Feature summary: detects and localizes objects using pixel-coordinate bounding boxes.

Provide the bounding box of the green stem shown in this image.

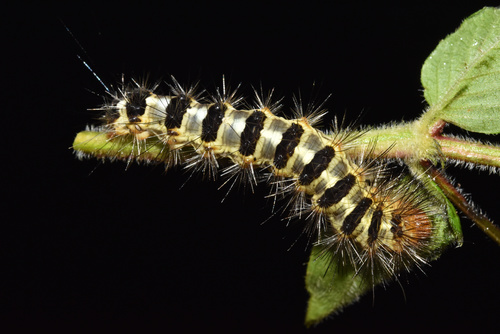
[349,120,500,170]
[76,121,500,170]
[73,131,169,162]
[347,123,418,159]
[434,134,500,169]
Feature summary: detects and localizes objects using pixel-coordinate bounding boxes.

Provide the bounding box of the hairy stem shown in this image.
[420,160,500,245]
[349,120,500,170]
[434,134,500,169]
[73,131,169,162]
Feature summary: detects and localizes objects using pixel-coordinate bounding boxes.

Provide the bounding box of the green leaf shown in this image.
[423,174,463,249]
[421,7,500,134]
[304,247,375,327]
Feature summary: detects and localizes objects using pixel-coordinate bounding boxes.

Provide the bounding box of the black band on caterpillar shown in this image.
[298,146,336,186]
[164,95,190,129]
[239,110,267,156]
[317,174,356,208]
[201,103,226,142]
[273,123,305,169]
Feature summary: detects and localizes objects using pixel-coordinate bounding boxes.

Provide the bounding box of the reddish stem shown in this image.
[420,159,500,245]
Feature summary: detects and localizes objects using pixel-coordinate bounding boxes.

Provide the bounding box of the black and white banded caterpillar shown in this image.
[71,7,500,325]
[73,78,458,289]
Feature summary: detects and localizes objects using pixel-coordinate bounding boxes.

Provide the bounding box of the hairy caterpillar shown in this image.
[74,77,457,291]
[70,8,500,326]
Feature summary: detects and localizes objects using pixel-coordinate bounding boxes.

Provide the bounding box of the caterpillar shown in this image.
[69,6,500,327]
[73,77,456,288]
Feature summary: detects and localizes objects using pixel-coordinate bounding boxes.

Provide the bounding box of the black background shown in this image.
[4,2,500,333]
